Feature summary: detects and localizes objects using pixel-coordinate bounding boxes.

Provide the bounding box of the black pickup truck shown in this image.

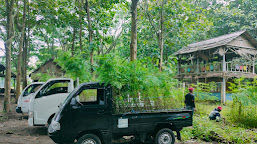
[48,82,192,144]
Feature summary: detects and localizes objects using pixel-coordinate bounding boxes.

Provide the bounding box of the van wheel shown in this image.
[77,134,101,144]
[155,128,175,144]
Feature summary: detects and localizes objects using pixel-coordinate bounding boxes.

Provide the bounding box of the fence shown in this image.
[179,61,254,74]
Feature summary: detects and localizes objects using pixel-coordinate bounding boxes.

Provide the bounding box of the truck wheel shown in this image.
[155,128,175,144]
[77,134,101,144]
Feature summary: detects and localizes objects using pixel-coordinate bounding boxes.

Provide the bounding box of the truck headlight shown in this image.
[51,120,60,131]
[29,111,33,118]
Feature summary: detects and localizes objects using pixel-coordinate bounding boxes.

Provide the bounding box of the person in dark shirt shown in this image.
[209,106,223,122]
[185,87,197,115]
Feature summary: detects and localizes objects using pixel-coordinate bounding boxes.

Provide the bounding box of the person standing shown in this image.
[185,87,197,115]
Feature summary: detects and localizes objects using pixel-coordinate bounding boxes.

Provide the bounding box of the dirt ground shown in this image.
[0,97,208,144]
[0,96,54,144]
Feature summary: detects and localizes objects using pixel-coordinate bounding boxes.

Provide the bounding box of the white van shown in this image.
[28,78,74,126]
[16,82,44,113]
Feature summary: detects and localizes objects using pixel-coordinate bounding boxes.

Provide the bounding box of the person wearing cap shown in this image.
[185,87,197,115]
[209,106,223,122]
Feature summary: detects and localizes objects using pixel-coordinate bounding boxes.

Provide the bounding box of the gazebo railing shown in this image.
[178,61,254,74]
[225,62,253,73]
[199,62,222,73]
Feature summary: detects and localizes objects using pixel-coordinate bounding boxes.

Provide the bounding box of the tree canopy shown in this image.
[1,0,257,111]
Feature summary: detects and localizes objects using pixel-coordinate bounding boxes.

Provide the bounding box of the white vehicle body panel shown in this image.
[17,82,44,113]
[33,93,69,124]
[28,78,74,126]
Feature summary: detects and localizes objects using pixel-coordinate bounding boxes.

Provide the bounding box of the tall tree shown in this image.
[85,0,94,74]
[158,0,164,71]
[4,0,15,112]
[15,0,27,102]
[130,0,139,61]
[78,0,83,51]
[206,0,257,37]
[71,26,76,56]
[22,2,30,89]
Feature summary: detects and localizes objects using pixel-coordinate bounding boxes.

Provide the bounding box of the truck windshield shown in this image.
[62,84,105,107]
[36,80,70,98]
[23,84,43,97]
[62,84,82,106]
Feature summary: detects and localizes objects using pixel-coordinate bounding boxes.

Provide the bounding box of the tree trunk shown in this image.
[79,0,83,51]
[130,0,139,61]
[51,33,55,58]
[71,26,76,56]
[158,34,163,72]
[15,0,27,102]
[4,0,14,112]
[22,34,28,89]
[85,0,94,74]
[158,2,163,72]
[22,2,30,89]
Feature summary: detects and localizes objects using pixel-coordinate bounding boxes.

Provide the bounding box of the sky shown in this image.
[0,39,4,57]
[0,39,37,67]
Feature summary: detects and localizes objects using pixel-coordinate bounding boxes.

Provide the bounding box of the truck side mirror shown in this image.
[70,98,77,106]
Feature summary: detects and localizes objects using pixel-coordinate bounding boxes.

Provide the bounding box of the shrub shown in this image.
[96,54,183,113]
[228,77,257,128]
[181,115,257,143]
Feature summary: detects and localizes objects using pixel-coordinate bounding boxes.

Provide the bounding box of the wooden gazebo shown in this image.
[174,30,257,103]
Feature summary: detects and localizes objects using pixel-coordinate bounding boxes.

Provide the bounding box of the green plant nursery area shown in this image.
[56,54,257,143]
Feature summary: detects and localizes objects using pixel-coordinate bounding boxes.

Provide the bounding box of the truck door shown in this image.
[70,86,110,135]
[20,83,43,113]
[34,80,73,125]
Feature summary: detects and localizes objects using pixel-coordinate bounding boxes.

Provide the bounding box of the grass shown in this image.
[227,102,257,128]
[180,103,257,143]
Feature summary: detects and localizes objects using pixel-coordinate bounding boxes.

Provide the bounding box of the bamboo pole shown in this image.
[222,54,226,104]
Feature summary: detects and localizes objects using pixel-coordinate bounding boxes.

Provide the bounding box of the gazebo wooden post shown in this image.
[196,57,199,96]
[177,57,181,75]
[222,53,226,104]
[253,60,255,74]
[177,61,179,75]
[197,57,199,74]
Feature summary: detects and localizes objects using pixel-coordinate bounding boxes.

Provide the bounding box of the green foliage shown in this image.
[191,82,219,101]
[227,77,257,128]
[197,0,257,37]
[181,103,257,143]
[55,51,92,83]
[116,0,213,62]
[32,72,57,82]
[181,115,257,143]
[96,54,183,113]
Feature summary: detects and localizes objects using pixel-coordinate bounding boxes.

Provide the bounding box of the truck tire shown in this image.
[77,134,101,144]
[155,128,175,144]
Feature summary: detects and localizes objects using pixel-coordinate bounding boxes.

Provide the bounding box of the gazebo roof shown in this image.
[174,30,257,55]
